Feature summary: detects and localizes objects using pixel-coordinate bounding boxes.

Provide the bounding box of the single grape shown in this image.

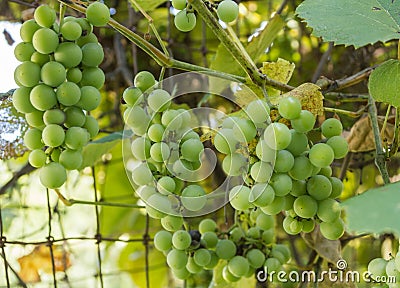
[153,230,172,252]
[264,122,292,150]
[274,150,295,172]
[26,110,45,128]
[321,118,343,138]
[131,137,151,160]
[264,257,282,273]
[30,51,50,66]
[290,110,315,133]
[260,196,285,215]
[247,227,261,239]
[293,195,318,218]
[302,219,315,233]
[32,28,59,54]
[395,252,400,272]
[42,124,65,147]
[282,216,297,235]
[20,19,41,42]
[326,136,349,159]
[64,106,86,128]
[66,68,82,83]
[171,267,190,280]
[229,185,252,211]
[368,258,388,279]
[308,143,334,168]
[39,162,67,188]
[262,229,274,243]
[14,42,35,62]
[24,128,43,150]
[199,219,217,234]
[64,127,89,150]
[289,218,303,234]
[385,259,400,278]
[289,155,313,180]
[317,198,341,223]
[172,230,192,250]
[76,33,98,47]
[246,249,265,269]
[34,5,56,28]
[319,218,345,240]
[131,163,153,186]
[256,213,274,230]
[148,89,171,112]
[181,184,207,211]
[83,116,99,139]
[157,176,176,195]
[60,21,82,41]
[329,177,343,198]
[59,149,83,170]
[41,61,66,87]
[29,149,47,168]
[228,255,249,277]
[217,0,239,23]
[214,128,238,154]
[222,265,240,282]
[307,175,332,200]
[167,249,188,270]
[122,87,143,107]
[161,215,183,231]
[286,129,309,156]
[29,84,57,111]
[161,110,182,131]
[290,179,307,197]
[12,87,35,113]
[201,231,219,249]
[216,239,237,260]
[134,71,156,92]
[250,161,273,182]
[249,183,275,207]
[172,0,186,10]
[86,2,111,27]
[56,81,81,106]
[246,99,270,123]
[81,42,104,67]
[174,9,197,32]
[75,18,93,34]
[278,96,302,120]
[76,86,101,111]
[269,173,292,196]
[14,61,41,88]
[194,248,212,267]
[146,194,171,218]
[319,166,332,177]
[232,118,257,142]
[150,142,170,162]
[54,42,83,68]
[186,256,202,274]
[147,124,165,142]
[181,138,204,162]
[205,251,219,270]
[223,153,248,176]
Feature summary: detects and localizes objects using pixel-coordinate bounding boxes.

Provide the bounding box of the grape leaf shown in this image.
[128,0,167,12]
[261,58,295,98]
[80,139,119,169]
[341,181,400,235]
[296,0,400,48]
[368,59,400,107]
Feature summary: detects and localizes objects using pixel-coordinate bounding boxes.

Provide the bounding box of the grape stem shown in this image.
[323,106,366,118]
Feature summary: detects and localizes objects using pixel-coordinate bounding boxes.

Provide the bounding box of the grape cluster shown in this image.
[217,96,349,240]
[154,215,290,282]
[12,3,109,188]
[367,252,400,287]
[171,0,239,32]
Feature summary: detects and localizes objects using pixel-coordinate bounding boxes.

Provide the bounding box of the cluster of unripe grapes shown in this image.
[218,96,348,240]
[172,0,239,32]
[154,215,290,283]
[13,2,110,189]
[367,251,400,287]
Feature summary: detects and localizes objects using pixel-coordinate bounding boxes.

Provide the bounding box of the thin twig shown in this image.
[312,42,333,83]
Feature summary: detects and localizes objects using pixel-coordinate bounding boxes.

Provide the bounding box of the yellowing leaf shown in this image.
[261,58,295,98]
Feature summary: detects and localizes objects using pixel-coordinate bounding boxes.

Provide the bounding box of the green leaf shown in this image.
[368,59,400,106]
[80,139,119,169]
[128,0,167,12]
[91,130,132,144]
[296,0,400,48]
[341,181,400,235]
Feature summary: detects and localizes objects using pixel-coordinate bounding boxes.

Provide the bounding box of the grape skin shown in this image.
[217,0,239,23]
[174,10,197,32]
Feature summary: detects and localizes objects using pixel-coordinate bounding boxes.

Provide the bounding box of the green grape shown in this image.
[221,117,239,129]
[30,51,49,66]
[290,110,315,133]
[289,218,303,234]
[75,18,93,34]
[214,128,238,154]
[260,196,285,215]
[302,219,315,233]
[147,124,165,142]
[56,82,81,106]
[228,256,249,277]
[172,0,186,10]
[50,148,61,162]
[385,259,400,278]
[34,5,56,28]
[262,229,274,243]
[217,0,239,23]
[81,67,105,89]
[181,138,204,162]
[394,252,400,272]
[201,232,218,249]
[172,267,190,280]
[293,195,318,218]
[282,216,297,235]
[41,61,66,87]
[161,110,182,131]
[54,42,83,68]
[278,96,302,120]
[167,249,188,270]
[65,127,89,150]
[307,175,332,200]
[246,99,270,124]
[254,139,275,164]
[328,177,343,198]
[290,179,306,197]
[172,230,191,250]
[246,249,265,269]
[317,198,340,223]
[204,251,219,270]
[181,184,207,211]
[12,87,35,114]
[232,118,257,142]
[174,10,197,32]
[256,213,274,230]
[194,248,211,267]
[308,143,334,168]
[60,21,82,41]
[134,71,156,92]
[83,116,98,139]
[29,149,47,168]
[76,33,98,47]
[270,173,292,196]
[283,194,295,211]
[122,87,143,107]
[148,89,171,112]
[229,185,252,211]
[20,19,40,42]
[136,185,156,201]
[286,129,309,156]
[157,176,176,195]
[216,239,237,260]
[86,2,111,27]
[76,86,101,111]
[274,150,295,173]
[14,61,41,88]
[186,256,202,273]
[272,244,291,263]
[321,118,343,138]
[32,28,59,54]
[153,230,172,252]
[59,149,83,170]
[64,106,86,128]
[39,162,67,188]
[199,219,217,233]
[223,153,247,176]
[161,215,183,231]
[289,155,313,180]
[229,227,244,243]
[250,161,273,182]
[30,84,56,111]
[24,128,43,150]
[66,68,82,83]
[81,43,104,67]
[42,124,65,147]
[150,142,170,162]
[368,258,388,279]
[146,193,172,218]
[14,42,35,62]
[319,166,332,177]
[326,136,349,159]
[249,183,275,207]
[131,163,153,186]
[222,265,240,283]
[131,137,151,160]
[124,107,151,136]
[247,227,261,239]
[319,218,345,240]
[264,257,281,272]
[26,110,44,128]
[264,122,292,150]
